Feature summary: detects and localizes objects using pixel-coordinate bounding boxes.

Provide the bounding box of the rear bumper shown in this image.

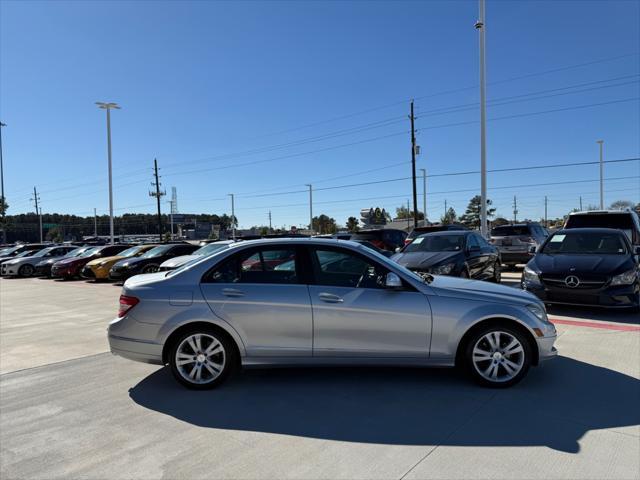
[499,251,532,265]
[108,333,164,365]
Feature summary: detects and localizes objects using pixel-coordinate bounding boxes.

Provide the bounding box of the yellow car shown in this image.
[81,244,157,280]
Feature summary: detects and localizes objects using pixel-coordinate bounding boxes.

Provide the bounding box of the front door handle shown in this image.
[318,292,344,303]
[222,288,245,297]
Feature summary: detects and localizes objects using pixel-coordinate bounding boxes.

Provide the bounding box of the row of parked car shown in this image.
[1,208,638,311]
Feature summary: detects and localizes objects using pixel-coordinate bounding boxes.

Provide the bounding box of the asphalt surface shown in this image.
[1,274,639,480]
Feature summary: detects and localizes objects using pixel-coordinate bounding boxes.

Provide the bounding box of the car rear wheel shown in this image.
[169,328,236,389]
[464,326,532,388]
[18,264,35,277]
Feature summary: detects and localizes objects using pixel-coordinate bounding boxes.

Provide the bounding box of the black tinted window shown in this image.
[566,214,633,229]
[205,248,297,284]
[491,226,532,236]
[311,248,387,289]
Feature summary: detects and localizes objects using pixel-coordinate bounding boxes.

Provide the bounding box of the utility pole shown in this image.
[268,210,272,233]
[597,140,604,209]
[95,102,120,245]
[148,159,165,243]
[0,122,6,244]
[420,168,427,225]
[407,199,410,228]
[31,187,42,242]
[513,195,518,223]
[166,201,174,240]
[579,196,583,211]
[476,0,488,237]
[228,194,236,240]
[544,196,548,228]
[444,199,448,221]
[409,101,418,229]
[305,184,313,233]
[94,208,97,237]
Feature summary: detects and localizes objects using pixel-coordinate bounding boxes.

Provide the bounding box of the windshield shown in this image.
[194,243,230,256]
[565,213,633,229]
[78,247,100,257]
[0,246,22,256]
[14,250,35,258]
[64,247,88,258]
[404,234,466,253]
[141,245,173,258]
[491,226,531,236]
[118,246,144,257]
[32,247,55,257]
[541,232,627,255]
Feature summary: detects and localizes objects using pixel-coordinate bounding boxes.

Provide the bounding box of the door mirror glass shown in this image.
[395,247,402,253]
[528,245,537,254]
[385,272,402,289]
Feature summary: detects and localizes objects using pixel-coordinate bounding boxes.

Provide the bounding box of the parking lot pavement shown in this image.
[0,277,119,374]
[1,277,639,480]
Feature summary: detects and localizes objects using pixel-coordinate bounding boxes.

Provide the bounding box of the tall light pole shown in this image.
[96,102,120,245]
[228,193,236,240]
[420,168,427,224]
[597,140,604,209]
[306,184,313,233]
[0,122,6,243]
[476,0,488,237]
[166,201,174,240]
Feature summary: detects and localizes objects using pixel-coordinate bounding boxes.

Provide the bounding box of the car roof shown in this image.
[416,230,472,237]
[568,209,635,215]
[226,237,368,250]
[553,227,627,235]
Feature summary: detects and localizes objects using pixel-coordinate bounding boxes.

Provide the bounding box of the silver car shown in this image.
[158,240,235,271]
[108,238,557,389]
[1,246,77,277]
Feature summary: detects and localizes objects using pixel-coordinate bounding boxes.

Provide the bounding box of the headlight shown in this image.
[432,263,455,275]
[526,303,548,322]
[523,265,541,286]
[610,269,638,286]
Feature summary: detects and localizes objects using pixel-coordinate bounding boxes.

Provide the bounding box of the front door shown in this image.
[200,246,312,357]
[307,246,431,357]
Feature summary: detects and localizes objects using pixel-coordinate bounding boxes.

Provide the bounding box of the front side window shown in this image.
[311,248,387,289]
[205,248,298,284]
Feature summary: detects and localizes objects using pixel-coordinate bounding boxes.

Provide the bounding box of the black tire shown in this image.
[18,264,35,277]
[142,264,159,274]
[169,326,237,390]
[464,324,532,388]
[460,268,469,279]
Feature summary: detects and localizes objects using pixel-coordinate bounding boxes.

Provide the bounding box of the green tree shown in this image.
[0,196,8,216]
[346,216,359,232]
[492,217,510,227]
[46,226,64,243]
[609,199,634,210]
[395,205,424,220]
[259,226,269,236]
[312,214,337,234]
[440,207,457,225]
[459,195,496,229]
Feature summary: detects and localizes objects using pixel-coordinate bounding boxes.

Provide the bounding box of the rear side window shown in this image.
[204,248,298,284]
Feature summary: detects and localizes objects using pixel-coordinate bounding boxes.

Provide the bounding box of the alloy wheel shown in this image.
[175,333,226,385]
[19,264,35,277]
[472,331,525,383]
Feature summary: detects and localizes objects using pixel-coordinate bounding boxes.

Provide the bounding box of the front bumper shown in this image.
[524,280,639,309]
[108,268,132,281]
[81,265,96,279]
[35,264,53,277]
[1,263,18,276]
[536,334,558,363]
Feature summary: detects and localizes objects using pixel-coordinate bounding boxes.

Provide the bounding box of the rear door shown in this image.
[200,246,312,357]
[307,246,431,357]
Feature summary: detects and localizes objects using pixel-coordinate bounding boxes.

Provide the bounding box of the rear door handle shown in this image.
[222,288,245,297]
[318,292,344,303]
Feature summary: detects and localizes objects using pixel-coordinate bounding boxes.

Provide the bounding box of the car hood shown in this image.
[86,255,125,267]
[116,257,154,269]
[160,255,197,268]
[3,255,36,265]
[392,251,461,269]
[55,257,86,265]
[429,275,539,307]
[531,254,632,275]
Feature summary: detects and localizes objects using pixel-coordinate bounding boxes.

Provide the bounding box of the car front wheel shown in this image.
[464,326,532,388]
[169,328,236,389]
[18,264,35,277]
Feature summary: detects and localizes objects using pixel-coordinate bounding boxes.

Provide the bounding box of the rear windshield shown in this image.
[565,213,633,229]
[350,232,382,241]
[491,226,531,236]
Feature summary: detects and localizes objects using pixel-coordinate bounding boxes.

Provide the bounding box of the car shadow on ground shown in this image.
[129,356,639,453]
[547,304,640,324]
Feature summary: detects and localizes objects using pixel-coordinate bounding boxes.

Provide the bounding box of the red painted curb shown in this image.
[550,317,640,332]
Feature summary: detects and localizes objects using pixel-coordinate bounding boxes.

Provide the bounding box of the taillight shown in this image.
[118,295,139,318]
[404,239,412,245]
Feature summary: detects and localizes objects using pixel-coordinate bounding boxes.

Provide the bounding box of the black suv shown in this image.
[490,223,549,268]
[564,209,640,248]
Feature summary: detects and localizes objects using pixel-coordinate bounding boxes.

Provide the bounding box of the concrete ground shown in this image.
[1,274,639,480]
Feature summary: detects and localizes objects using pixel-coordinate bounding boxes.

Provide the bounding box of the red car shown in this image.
[51,244,130,279]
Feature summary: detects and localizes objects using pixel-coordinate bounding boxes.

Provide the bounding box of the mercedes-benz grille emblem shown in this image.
[564,275,580,288]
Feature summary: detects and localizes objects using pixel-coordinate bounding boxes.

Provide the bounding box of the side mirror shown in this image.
[528,245,537,254]
[395,247,402,253]
[634,246,640,255]
[385,272,403,289]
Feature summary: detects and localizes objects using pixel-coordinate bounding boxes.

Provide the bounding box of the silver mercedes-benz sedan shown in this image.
[108,238,557,389]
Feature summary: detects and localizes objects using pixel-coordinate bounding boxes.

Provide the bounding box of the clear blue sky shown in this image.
[1,0,639,229]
